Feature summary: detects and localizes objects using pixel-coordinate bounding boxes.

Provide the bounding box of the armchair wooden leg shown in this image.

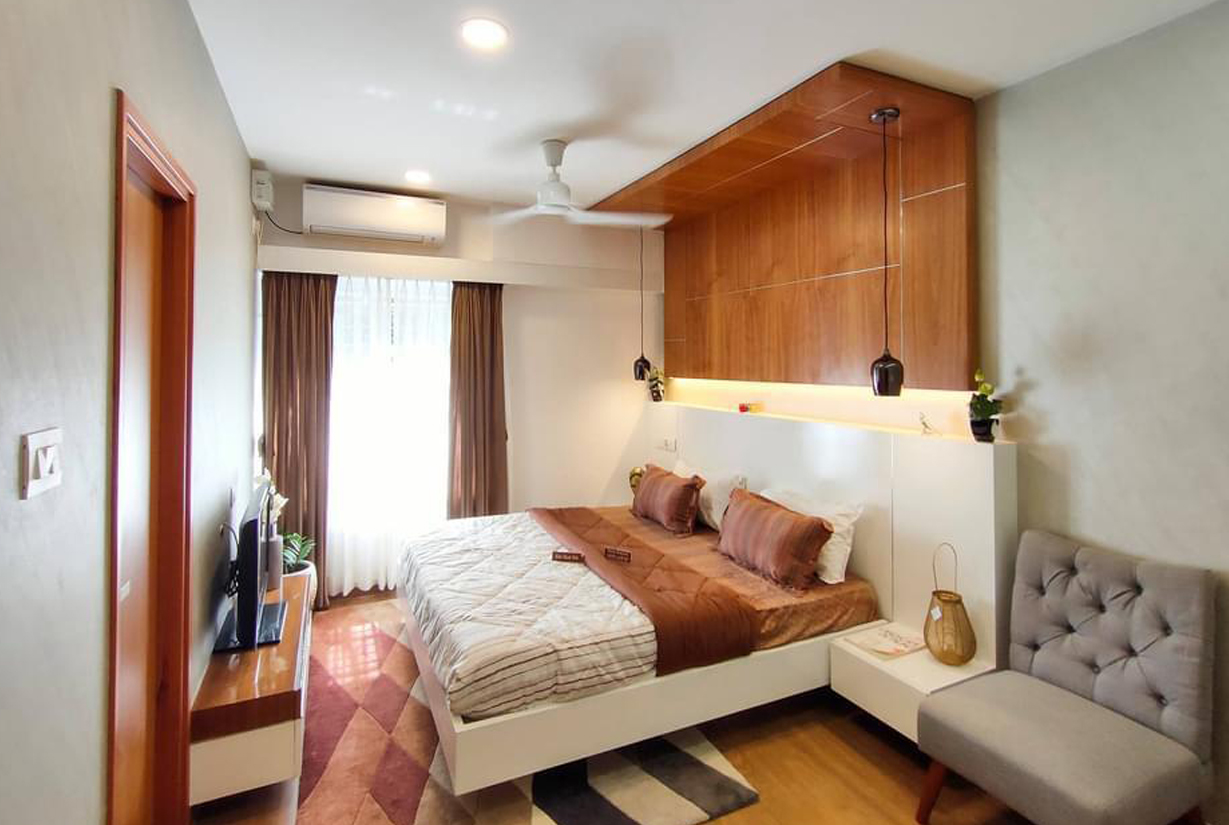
[1178,808,1203,825]
[916,760,948,824]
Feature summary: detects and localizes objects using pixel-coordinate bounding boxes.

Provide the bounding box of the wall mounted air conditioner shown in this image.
[301,183,446,245]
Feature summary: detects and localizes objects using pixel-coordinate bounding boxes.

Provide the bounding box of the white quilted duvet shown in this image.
[398,512,656,719]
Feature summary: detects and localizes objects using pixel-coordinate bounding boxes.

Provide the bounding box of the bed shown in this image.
[397,504,881,793]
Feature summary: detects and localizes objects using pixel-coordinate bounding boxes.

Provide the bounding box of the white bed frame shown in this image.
[403,405,1015,794]
[402,606,883,795]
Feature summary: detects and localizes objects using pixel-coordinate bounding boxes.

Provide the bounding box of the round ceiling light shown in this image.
[404,169,432,186]
[460,18,508,51]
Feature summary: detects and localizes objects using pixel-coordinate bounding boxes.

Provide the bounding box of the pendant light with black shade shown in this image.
[632,226,652,380]
[869,106,904,396]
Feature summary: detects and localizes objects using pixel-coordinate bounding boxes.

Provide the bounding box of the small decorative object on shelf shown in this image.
[648,367,665,402]
[267,532,284,590]
[629,465,645,493]
[924,542,977,665]
[737,402,761,414]
[968,368,1003,443]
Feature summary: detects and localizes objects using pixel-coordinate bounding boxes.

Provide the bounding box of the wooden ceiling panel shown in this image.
[593,61,971,223]
[742,109,850,150]
[657,138,785,191]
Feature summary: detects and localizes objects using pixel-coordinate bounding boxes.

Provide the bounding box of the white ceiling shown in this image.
[189,0,1213,207]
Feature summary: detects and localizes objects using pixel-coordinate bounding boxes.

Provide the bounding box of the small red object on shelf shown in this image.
[738,402,761,414]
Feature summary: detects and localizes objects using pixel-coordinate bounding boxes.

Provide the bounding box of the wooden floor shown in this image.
[701,691,1024,825]
[196,589,1025,824]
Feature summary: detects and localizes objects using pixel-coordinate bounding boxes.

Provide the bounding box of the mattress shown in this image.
[398,512,656,720]
[399,508,879,720]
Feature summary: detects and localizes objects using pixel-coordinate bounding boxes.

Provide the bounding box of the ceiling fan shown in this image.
[491,139,670,228]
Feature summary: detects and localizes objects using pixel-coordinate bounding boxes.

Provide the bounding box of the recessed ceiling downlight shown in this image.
[404,169,432,186]
[460,18,508,51]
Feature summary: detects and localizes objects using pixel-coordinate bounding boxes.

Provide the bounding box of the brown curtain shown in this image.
[262,271,337,610]
[448,282,509,518]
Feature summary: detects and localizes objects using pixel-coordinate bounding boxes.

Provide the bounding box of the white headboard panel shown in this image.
[646,403,1018,664]
[652,405,895,615]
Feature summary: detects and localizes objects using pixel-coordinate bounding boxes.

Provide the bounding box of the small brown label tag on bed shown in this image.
[551,550,585,564]
[603,547,633,563]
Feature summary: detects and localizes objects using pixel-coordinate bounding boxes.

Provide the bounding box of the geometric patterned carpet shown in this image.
[298,598,758,825]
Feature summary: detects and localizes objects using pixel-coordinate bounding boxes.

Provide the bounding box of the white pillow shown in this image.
[758,487,862,584]
[673,459,747,532]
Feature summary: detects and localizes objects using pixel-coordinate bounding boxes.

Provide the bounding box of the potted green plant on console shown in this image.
[283,532,316,578]
[968,369,1003,443]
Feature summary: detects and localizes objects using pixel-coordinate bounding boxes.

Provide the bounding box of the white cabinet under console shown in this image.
[190,572,314,807]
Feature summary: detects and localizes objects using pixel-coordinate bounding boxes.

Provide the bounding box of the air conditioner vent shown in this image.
[301,184,446,245]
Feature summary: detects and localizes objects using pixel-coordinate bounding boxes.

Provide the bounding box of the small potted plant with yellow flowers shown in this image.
[969,369,1003,443]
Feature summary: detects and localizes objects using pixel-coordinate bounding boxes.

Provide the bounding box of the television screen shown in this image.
[214,481,276,651]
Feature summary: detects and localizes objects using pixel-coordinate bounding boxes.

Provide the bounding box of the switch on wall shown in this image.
[20,427,63,500]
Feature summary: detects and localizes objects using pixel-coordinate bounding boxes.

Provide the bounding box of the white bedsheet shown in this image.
[398,512,656,719]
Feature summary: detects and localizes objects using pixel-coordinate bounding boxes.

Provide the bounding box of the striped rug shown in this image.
[299,598,759,825]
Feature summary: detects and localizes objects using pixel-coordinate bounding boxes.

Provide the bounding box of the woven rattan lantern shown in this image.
[924,543,977,666]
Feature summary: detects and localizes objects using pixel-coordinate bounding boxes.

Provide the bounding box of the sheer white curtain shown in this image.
[327,276,452,596]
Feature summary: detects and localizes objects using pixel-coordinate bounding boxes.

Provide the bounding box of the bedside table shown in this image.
[830,622,994,742]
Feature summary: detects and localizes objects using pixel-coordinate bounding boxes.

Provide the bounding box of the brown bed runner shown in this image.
[529,506,758,675]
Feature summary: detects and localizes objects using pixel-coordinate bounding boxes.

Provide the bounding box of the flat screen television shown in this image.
[214,481,287,652]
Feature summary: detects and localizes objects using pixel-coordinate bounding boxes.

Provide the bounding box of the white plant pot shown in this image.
[284,560,317,606]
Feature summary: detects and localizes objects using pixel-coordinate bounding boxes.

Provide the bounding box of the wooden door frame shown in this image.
[108,89,197,825]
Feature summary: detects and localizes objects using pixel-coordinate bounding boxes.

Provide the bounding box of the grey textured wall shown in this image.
[0,0,255,819]
[979,2,1229,820]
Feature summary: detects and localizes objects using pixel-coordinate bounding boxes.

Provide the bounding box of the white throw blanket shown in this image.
[399,513,656,719]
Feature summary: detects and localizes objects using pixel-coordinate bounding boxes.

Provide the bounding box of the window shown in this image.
[326,276,452,596]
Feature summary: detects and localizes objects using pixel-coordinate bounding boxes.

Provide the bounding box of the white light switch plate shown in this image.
[20,427,63,500]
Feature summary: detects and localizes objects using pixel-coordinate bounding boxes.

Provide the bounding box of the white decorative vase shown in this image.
[284,560,317,606]
[267,534,284,591]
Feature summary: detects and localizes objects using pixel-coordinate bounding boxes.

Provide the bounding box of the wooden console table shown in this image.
[190,572,314,807]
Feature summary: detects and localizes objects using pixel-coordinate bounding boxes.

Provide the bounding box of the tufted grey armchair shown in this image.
[915,530,1215,825]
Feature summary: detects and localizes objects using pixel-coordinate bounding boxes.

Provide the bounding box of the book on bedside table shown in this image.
[846,623,926,659]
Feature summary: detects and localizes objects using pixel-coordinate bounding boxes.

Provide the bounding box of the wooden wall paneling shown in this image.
[664,341,687,376]
[682,213,718,298]
[686,292,749,380]
[644,61,975,391]
[814,269,902,385]
[810,148,900,279]
[663,226,688,376]
[663,228,687,337]
[746,285,790,384]
[714,292,750,380]
[685,297,712,378]
[746,282,822,384]
[901,110,974,199]
[714,199,752,294]
[747,180,806,288]
[902,186,975,390]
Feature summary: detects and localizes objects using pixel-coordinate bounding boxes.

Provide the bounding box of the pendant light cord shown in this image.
[639,227,645,355]
[879,111,889,351]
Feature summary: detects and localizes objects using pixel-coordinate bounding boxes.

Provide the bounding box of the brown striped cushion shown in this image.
[631,464,706,535]
[718,489,832,589]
